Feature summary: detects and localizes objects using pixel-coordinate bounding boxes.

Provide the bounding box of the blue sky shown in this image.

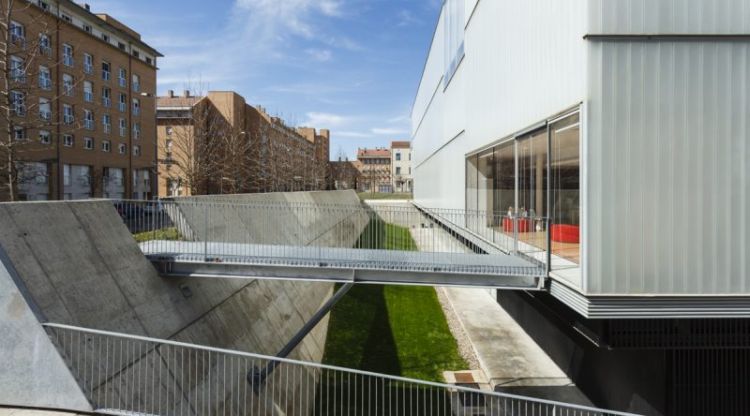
[88,0,441,160]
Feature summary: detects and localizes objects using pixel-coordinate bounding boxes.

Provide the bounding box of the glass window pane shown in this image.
[550,113,581,267]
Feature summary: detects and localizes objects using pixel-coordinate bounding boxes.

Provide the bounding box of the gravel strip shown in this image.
[435,286,481,370]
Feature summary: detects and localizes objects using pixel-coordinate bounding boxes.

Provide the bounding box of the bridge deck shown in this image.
[142,241,546,289]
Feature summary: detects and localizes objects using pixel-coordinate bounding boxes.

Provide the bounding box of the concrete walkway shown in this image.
[441,287,593,405]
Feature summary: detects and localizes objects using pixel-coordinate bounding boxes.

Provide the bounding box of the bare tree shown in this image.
[0,0,82,201]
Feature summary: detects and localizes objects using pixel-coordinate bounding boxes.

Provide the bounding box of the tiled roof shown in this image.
[391,141,411,149]
[357,148,391,158]
[156,96,203,108]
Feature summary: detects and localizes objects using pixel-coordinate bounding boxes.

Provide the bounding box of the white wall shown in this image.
[413,0,587,210]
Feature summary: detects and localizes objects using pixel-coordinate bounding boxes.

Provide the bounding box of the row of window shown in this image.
[10,63,142,115]
[10,20,145,88]
[13,128,142,156]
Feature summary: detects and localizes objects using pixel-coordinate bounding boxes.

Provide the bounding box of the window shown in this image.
[395,152,401,161]
[63,134,74,147]
[133,122,141,139]
[63,43,74,66]
[10,21,25,44]
[37,1,49,11]
[119,118,126,137]
[10,56,25,82]
[11,91,25,116]
[443,0,465,87]
[102,87,111,107]
[38,66,52,90]
[39,34,52,56]
[118,143,126,154]
[84,109,94,130]
[83,81,93,102]
[83,53,93,74]
[39,98,51,120]
[63,104,74,124]
[166,126,173,136]
[63,164,71,186]
[133,145,141,157]
[84,137,94,150]
[118,42,126,50]
[102,61,111,81]
[146,57,152,65]
[118,93,127,112]
[396,167,401,175]
[550,113,581,268]
[102,140,111,152]
[39,130,51,144]
[102,114,111,134]
[83,24,92,33]
[13,126,27,141]
[63,73,74,96]
[61,14,72,23]
[132,74,140,92]
[118,68,127,87]
[132,50,140,58]
[101,33,109,42]
[132,98,140,116]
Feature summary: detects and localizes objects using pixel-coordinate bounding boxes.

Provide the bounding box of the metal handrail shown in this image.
[43,323,641,416]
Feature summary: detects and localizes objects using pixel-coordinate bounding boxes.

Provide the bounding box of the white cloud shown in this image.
[304,112,351,127]
[371,127,409,136]
[336,131,372,138]
[397,10,422,27]
[306,48,333,62]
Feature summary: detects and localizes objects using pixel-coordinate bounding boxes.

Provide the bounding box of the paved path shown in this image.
[442,287,593,405]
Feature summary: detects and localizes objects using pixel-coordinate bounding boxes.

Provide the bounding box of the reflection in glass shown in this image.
[550,113,580,266]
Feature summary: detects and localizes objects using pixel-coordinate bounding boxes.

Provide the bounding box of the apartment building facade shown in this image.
[390,141,412,193]
[356,147,391,193]
[2,0,160,201]
[330,159,361,190]
[156,91,330,197]
[412,0,750,414]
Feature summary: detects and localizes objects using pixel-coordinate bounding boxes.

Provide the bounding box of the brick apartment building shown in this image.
[330,159,361,190]
[1,0,161,201]
[156,90,330,197]
[356,147,391,193]
[390,140,412,193]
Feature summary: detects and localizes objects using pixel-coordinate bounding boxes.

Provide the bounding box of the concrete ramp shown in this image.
[0,251,91,412]
[0,198,337,415]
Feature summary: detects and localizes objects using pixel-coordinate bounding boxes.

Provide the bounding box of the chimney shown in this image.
[183,90,190,98]
[167,90,175,98]
[83,3,91,11]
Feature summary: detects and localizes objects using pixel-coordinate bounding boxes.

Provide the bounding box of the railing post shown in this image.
[203,202,208,261]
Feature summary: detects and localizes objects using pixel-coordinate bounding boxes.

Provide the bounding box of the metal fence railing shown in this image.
[44,323,640,416]
[112,199,548,279]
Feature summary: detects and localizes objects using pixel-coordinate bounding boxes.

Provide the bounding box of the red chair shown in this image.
[551,224,580,243]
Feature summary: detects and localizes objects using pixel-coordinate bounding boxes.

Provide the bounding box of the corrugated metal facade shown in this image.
[412,0,750,297]
[585,3,750,294]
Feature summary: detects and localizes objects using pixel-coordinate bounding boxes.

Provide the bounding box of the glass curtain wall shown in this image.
[464,110,581,272]
[550,113,581,265]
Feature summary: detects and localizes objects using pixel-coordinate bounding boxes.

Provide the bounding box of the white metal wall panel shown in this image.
[587,0,750,34]
[586,40,750,295]
[413,0,588,210]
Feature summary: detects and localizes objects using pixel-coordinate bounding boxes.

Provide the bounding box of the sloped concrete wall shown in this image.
[0,252,91,412]
[166,190,369,248]
[0,193,360,415]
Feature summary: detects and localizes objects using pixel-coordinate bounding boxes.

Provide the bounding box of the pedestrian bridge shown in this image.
[125,197,549,290]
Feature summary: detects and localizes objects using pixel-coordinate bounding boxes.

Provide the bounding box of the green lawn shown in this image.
[133,227,181,243]
[357,192,413,201]
[323,220,467,382]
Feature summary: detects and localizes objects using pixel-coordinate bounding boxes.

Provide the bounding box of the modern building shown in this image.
[2,0,160,201]
[390,141,412,193]
[156,90,330,197]
[412,0,750,414]
[356,147,391,193]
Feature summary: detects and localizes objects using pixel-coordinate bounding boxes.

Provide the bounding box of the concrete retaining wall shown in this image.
[166,190,369,248]
[0,192,365,414]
